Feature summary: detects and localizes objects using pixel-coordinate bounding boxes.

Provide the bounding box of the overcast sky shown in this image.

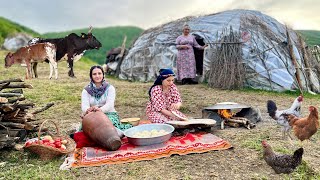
[0,0,319,33]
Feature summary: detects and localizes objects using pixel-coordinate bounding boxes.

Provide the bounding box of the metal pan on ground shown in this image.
[124,124,175,146]
[204,102,250,110]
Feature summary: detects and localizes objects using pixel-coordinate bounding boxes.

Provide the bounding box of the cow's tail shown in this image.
[102,64,108,74]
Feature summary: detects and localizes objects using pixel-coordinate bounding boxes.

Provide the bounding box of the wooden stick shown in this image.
[225,121,240,128]
[286,26,303,93]
[299,35,314,92]
[0,79,23,84]
[2,108,20,119]
[3,89,23,94]
[0,122,25,129]
[0,93,24,98]
[0,104,14,112]
[32,102,54,114]
[1,84,33,89]
[8,97,26,104]
[0,82,10,91]
[227,118,249,125]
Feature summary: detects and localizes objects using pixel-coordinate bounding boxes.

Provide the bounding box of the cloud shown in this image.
[0,0,319,33]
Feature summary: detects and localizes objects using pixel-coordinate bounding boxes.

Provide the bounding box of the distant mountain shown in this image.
[0,17,40,45]
[43,26,143,64]
[298,30,320,46]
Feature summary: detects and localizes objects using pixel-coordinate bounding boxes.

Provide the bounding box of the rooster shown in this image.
[287,106,319,142]
[262,140,303,174]
[267,95,303,139]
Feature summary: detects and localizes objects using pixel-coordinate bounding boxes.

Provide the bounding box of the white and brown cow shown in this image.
[4,43,58,79]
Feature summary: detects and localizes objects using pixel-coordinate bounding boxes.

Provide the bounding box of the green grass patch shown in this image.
[285,161,319,180]
[240,135,270,151]
[0,16,39,45]
[298,30,320,46]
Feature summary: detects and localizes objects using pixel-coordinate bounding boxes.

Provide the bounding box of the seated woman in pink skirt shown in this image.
[146,68,187,123]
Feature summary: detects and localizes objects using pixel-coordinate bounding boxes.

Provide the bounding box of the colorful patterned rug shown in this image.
[60,132,232,169]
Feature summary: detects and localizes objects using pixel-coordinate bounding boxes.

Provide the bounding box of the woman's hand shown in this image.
[170,102,182,110]
[202,44,208,49]
[179,45,189,49]
[85,106,101,115]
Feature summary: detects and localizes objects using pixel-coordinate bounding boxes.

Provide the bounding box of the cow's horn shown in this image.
[88,26,93,34]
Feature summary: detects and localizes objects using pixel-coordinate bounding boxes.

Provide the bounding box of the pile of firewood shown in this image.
[0,79,54,149]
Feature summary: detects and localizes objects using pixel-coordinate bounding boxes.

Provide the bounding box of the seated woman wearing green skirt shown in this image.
[81,65,132,131]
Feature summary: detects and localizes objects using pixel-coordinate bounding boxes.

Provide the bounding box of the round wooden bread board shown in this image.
[166,119,216,128]
[120,118,140,123]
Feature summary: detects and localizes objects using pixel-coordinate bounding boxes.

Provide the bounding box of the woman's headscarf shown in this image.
[85,65,109,100]
[148,68,175,97]
[182,23,190,31]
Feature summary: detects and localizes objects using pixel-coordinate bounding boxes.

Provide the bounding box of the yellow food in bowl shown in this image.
[132,129,168,138]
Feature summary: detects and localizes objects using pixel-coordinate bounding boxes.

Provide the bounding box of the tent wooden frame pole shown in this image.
[286,26,303,94]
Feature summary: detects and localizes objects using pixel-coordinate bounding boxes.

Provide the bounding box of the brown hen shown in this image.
[287,106,319,142]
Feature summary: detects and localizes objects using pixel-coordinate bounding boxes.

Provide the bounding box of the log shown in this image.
[3,89,23,94]
[32,102,54,114]
[1,84,33,89]
[2,108,20,119]
[227,117,249,125]
[0,122,25,129]
[0,79,23,84]
[225,121,240,128]
[0,93,24,98]
[15,103,35,110]
[0,82,10,91]
[0,104,14,112]
[8,97,26,103]
[0,97,8,103]
[2,117,27,124]
[0,129,27,139]
[286,27,303,93]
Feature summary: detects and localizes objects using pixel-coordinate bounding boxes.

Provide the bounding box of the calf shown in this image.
[4,43,58,79]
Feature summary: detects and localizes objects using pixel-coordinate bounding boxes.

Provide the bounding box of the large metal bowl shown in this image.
[124,124,175,146]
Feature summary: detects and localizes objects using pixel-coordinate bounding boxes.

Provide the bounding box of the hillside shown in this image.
[298,30,320,46]
[43,26,143,64]
[0,16,40,45]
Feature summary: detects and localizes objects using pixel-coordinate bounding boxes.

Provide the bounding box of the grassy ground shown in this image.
[0,50,320,179]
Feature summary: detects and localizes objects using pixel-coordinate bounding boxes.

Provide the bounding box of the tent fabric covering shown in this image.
[119,9,320,93]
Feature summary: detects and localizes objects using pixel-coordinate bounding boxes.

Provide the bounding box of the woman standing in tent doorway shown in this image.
[176,24,207,84]
[146,68,187,123]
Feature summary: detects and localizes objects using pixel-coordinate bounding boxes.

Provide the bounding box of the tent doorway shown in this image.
[193,34,205,76]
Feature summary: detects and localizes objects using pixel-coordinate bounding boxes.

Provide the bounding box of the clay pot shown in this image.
[82,111,121,151]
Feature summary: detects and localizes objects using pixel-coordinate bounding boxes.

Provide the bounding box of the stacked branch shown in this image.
[0,79,54,149]
[207,26,245,89]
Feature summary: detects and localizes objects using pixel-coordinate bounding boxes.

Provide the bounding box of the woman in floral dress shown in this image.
[146,68,187,123]
[176,24,207,84]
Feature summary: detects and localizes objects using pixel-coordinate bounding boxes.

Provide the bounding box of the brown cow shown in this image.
[4,43,58,79]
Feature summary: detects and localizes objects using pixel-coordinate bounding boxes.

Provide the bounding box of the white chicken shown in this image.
[267,95,303,139]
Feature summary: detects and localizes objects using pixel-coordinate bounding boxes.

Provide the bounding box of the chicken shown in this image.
[287,106,319,142]
[267,95,303,139]
[261,140,303,174]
